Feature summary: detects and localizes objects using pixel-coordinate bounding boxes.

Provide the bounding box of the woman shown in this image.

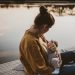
[19,6,59,75]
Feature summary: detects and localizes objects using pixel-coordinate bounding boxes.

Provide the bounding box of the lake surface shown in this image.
[0,6,75,63]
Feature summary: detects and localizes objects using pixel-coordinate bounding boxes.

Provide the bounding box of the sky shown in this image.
[0,6,75,57]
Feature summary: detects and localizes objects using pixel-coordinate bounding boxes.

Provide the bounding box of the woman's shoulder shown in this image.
[24,30,38,43]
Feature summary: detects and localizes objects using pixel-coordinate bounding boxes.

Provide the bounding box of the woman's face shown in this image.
[40,25,50,34]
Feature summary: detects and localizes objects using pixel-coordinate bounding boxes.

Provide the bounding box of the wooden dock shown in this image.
[0,59,58,75]
[0,59,75,75]
[0,60,25,75]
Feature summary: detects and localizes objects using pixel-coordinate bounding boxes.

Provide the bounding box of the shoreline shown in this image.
[0,55,19,64]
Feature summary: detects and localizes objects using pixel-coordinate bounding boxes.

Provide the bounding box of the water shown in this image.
[0,6,75,63]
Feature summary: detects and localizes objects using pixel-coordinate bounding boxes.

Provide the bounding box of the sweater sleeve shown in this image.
[25,39,52,75]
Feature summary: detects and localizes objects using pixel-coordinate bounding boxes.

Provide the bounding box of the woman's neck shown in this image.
[29,25,43,37]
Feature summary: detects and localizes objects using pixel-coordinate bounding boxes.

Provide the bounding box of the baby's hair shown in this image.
[54,41,58,47]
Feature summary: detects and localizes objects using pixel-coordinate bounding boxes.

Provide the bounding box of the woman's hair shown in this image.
[34,6,55,28]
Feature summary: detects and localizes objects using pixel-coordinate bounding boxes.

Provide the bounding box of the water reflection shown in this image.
[0,4,75,16]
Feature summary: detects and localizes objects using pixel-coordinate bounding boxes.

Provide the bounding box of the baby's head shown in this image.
[51,40,58,47]
[47,40,58,53]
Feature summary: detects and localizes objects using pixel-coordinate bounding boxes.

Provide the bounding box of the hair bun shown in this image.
[40,6,47,14]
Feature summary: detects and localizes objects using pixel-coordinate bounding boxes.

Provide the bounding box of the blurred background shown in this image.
[0,0,75,64]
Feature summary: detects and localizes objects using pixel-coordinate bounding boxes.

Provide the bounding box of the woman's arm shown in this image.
[26,39,53,75]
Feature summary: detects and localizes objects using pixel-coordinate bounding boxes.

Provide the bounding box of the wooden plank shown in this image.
[0,60,25,75]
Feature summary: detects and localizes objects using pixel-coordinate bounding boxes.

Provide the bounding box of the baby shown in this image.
[39,37,62,74]
[47,40,62,74]
[47,40,61,68]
